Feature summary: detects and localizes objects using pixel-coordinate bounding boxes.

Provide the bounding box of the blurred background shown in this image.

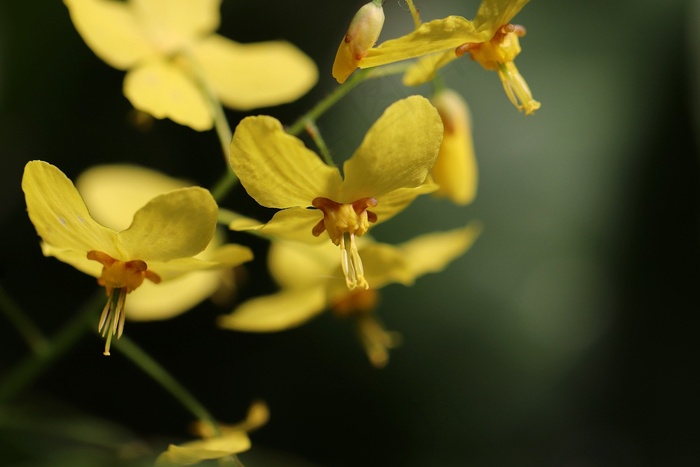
[1,0,698,466]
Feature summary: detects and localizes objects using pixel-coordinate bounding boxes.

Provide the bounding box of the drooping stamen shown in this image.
[88,251,161,355]
[311,197,378,289]
[496,62,541,115]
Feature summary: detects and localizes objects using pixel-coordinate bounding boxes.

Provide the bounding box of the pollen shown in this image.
[311,197,378,290]
[87,250,161,355]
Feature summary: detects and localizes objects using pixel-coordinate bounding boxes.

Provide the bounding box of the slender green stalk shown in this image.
[0,291,105,403]
[0,283,48,355]
[405,0,422,29]
[303,119,334,166]
[112,336,220,436]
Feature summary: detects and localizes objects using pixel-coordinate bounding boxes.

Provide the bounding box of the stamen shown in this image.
[496,62,541,115]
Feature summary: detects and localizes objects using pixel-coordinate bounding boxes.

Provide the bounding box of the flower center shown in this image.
[87,250,161,356]
[455,24,540,115]
[311,197,378,290]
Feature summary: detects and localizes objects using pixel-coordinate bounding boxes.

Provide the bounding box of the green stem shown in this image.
[0,291,104,403]
[303,119,334,166]
[405,0,422,29]
[0,283,49,354]
[112,335,220,437]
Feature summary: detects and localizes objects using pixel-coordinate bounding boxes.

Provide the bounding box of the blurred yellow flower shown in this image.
[22,161,252,355]
[430,89,478,205]
[218,224,481,367]
[228,96,442,290]
[76,164,250,321]
[156,400,269,466]
[360,0,540,115]
[64,0,318,130]
[332,1,385,84]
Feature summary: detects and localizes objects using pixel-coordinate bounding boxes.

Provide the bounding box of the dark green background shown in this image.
[1,1,698,465]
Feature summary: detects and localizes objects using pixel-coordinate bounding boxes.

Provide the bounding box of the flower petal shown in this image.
[360,16,482,69]
[117,187,217,261]
[77,164,191,231]
[230,116,342,208]
[217,286,327,332]
[147,244,253,280]
[22,161,120,259]
[155,432,251,466]
[341,96,442,201]
[430,89,478,205]
[473,0,530,32]
[132,0,220,50]
[402,50,459,87]
[231,208,326,244]
[193,35,318,110]
[63,0,156,69]
[400,222,482,278]
[371,181,438,226]
[268,240,338,289]
[124,60,213,130]
[125,270,222,321]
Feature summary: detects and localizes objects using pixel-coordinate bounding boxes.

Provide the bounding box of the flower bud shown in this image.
[332,1,385,84]
[430,89,478,205]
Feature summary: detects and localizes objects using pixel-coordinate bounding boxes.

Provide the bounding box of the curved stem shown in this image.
[0,291,105,403]
[112,336,220,437]
[0,283,48,354]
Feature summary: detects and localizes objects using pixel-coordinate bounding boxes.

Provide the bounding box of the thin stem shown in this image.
[0,283,48,355]
[0,290,105,403]
[405,0,422,29]
[304,119,334,166]
[286,63,411,137]
[112,335,220,436]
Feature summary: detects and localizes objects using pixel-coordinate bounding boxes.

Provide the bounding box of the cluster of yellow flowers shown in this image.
[20,0,538,464]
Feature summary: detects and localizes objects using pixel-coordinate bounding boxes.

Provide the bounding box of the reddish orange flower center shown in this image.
[87,250,161,356]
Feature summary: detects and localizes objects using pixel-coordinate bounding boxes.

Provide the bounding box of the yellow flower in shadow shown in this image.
[218,223,481,367]
[360,0,540,114]
[64,0,318,130]
[228,96,442,290]
[76,164,249,322]
[156,401,269,466]
[22,161,252,355]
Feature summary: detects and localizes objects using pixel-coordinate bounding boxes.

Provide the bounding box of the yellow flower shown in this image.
[64,0,318,130]
[360,0,540,115]
[22,161,252,355]
[430,89,478,205]
[76,164,250,321]
[229,96,442,290]
[218,224,482,367]
[332,1,385,84]
[156,400,269,466]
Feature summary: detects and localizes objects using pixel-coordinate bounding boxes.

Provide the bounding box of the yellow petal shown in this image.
[430,89,478,205]
[155,431,250,466]
[132,0,220,52]
[124,60,213,131]
[63,0,156,69]
[231,208,326,244]
[268,240,338,289]
[341,96,442,201]
[118,187,217,261]
[402,50,459,87]
[357,242,412,288]
[361,16,482,69]
[473,0,530,32]
[400,222,482,278]
[76,164,191,231]
[193,35,318,110]
[370,181,438,226]
[146,244,252,281]
[40,243,103,278]
[230,116,342,208]
[218,286,327,332]
[22,161,120,260]
[125,270,222,320]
